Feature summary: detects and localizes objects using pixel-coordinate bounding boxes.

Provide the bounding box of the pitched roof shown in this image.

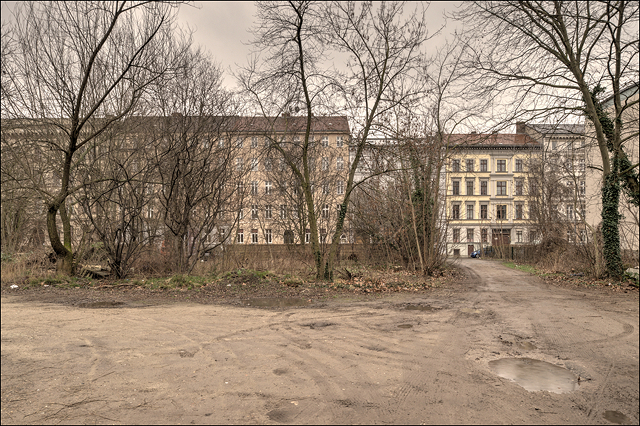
[447,133,540,148]
[528,123,585,135]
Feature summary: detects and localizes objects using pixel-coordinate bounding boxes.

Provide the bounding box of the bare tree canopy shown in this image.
[238,1,434,281]
[1,1,189,274]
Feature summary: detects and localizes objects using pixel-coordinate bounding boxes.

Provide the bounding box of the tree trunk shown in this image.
[47,204,74,275]
[601,170,623,280]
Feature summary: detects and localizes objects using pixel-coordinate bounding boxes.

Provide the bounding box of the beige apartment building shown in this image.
[220,115,352,246]
[445,132,541,256]
[520,122,588,243]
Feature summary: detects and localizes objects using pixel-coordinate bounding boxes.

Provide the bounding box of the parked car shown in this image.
[470,249,481,258]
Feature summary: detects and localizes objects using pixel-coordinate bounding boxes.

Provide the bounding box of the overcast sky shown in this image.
[176,2,461,89]
[1,1,461,89]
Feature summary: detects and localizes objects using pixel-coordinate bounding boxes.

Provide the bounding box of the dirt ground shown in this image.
[1,259,638,425]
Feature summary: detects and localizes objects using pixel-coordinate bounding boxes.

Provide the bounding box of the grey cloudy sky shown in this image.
[177,1,461,89]
[1,1,460,89]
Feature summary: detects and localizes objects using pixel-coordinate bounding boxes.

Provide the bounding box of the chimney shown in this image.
[516,121,526,134]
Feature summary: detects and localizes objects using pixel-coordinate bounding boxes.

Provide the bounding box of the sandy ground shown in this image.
[1,258,638,425]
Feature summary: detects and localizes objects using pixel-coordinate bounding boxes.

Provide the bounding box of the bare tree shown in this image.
[1,1,188,274]
[147,49,243,274]
[239,1,433,280]
[455,1,639,278]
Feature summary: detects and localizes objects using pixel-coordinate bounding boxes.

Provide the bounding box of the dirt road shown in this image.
[2,259,638,424]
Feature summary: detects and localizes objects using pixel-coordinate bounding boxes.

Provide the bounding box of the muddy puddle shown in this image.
[489,358,578,394]
[403,304,437,311]
[77,301,124,308]
[240,298,310,308]
[603,410,630,424]
[397,324,413,329]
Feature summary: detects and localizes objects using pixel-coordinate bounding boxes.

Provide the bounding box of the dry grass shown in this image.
[1,249,56,285]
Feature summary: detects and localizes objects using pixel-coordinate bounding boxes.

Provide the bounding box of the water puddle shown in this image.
[77,301,124,308]
[603,411,630,424]
[404,304,436,311]
[241,298,310,308]
[489,358,578,394]
[302,322,334,329]
[397,324,413,329]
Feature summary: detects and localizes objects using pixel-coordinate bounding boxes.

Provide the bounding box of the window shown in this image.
[218,138,225,148]
[515,159,523,172]
[580,230,586,243]
[481,181,488,195]
[251,205,258,219]
[251,158,258,172]
[579,158,585,172]
[322,183,329,194]
[530,181,538,195]
[264,158,272,171]
[236,137,243,148]
[480,204,488,219]
[236,157,243,171]
[251,181,258,195]
[480,159,488,172]
[497,160,506,172]
[453,249,460,256]
[552,140,557,150]
[237,229,244,244]
[467,180,474,195]
[452,181,460,195]
[265,229,272,244]
[466,159,474,172]
[516,231,522,243]
[453,228,460,243]
[515,180,523,196]
[322,204,329,218]
[452,159,460,172]
[496,205,507,220]
[515,204,523,220]
[579,181,586,195]
[280,205,286,219]
[481,228,488,243]
[566,205,574,220]
[337,136,344,147]
[322,136,328,147]
[340,233,348,243]
[265,205,273,219]
[251,229,259,244]
[336,156,344,170]
[467,229,474,242]
[467,204,474,220]
[497,181,507,196]
[265,181,272,195]
[337,180,345,195]
[322,157,329,171]
[279,158,286,171]
[452,204,460,219]
[238,209,243,220]
[251,137,258,148]
[529,230,537,243]
[305,229,310,243]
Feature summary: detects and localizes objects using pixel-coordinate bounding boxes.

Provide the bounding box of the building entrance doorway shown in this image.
[492,229,511,246]
[468,245,475,256]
